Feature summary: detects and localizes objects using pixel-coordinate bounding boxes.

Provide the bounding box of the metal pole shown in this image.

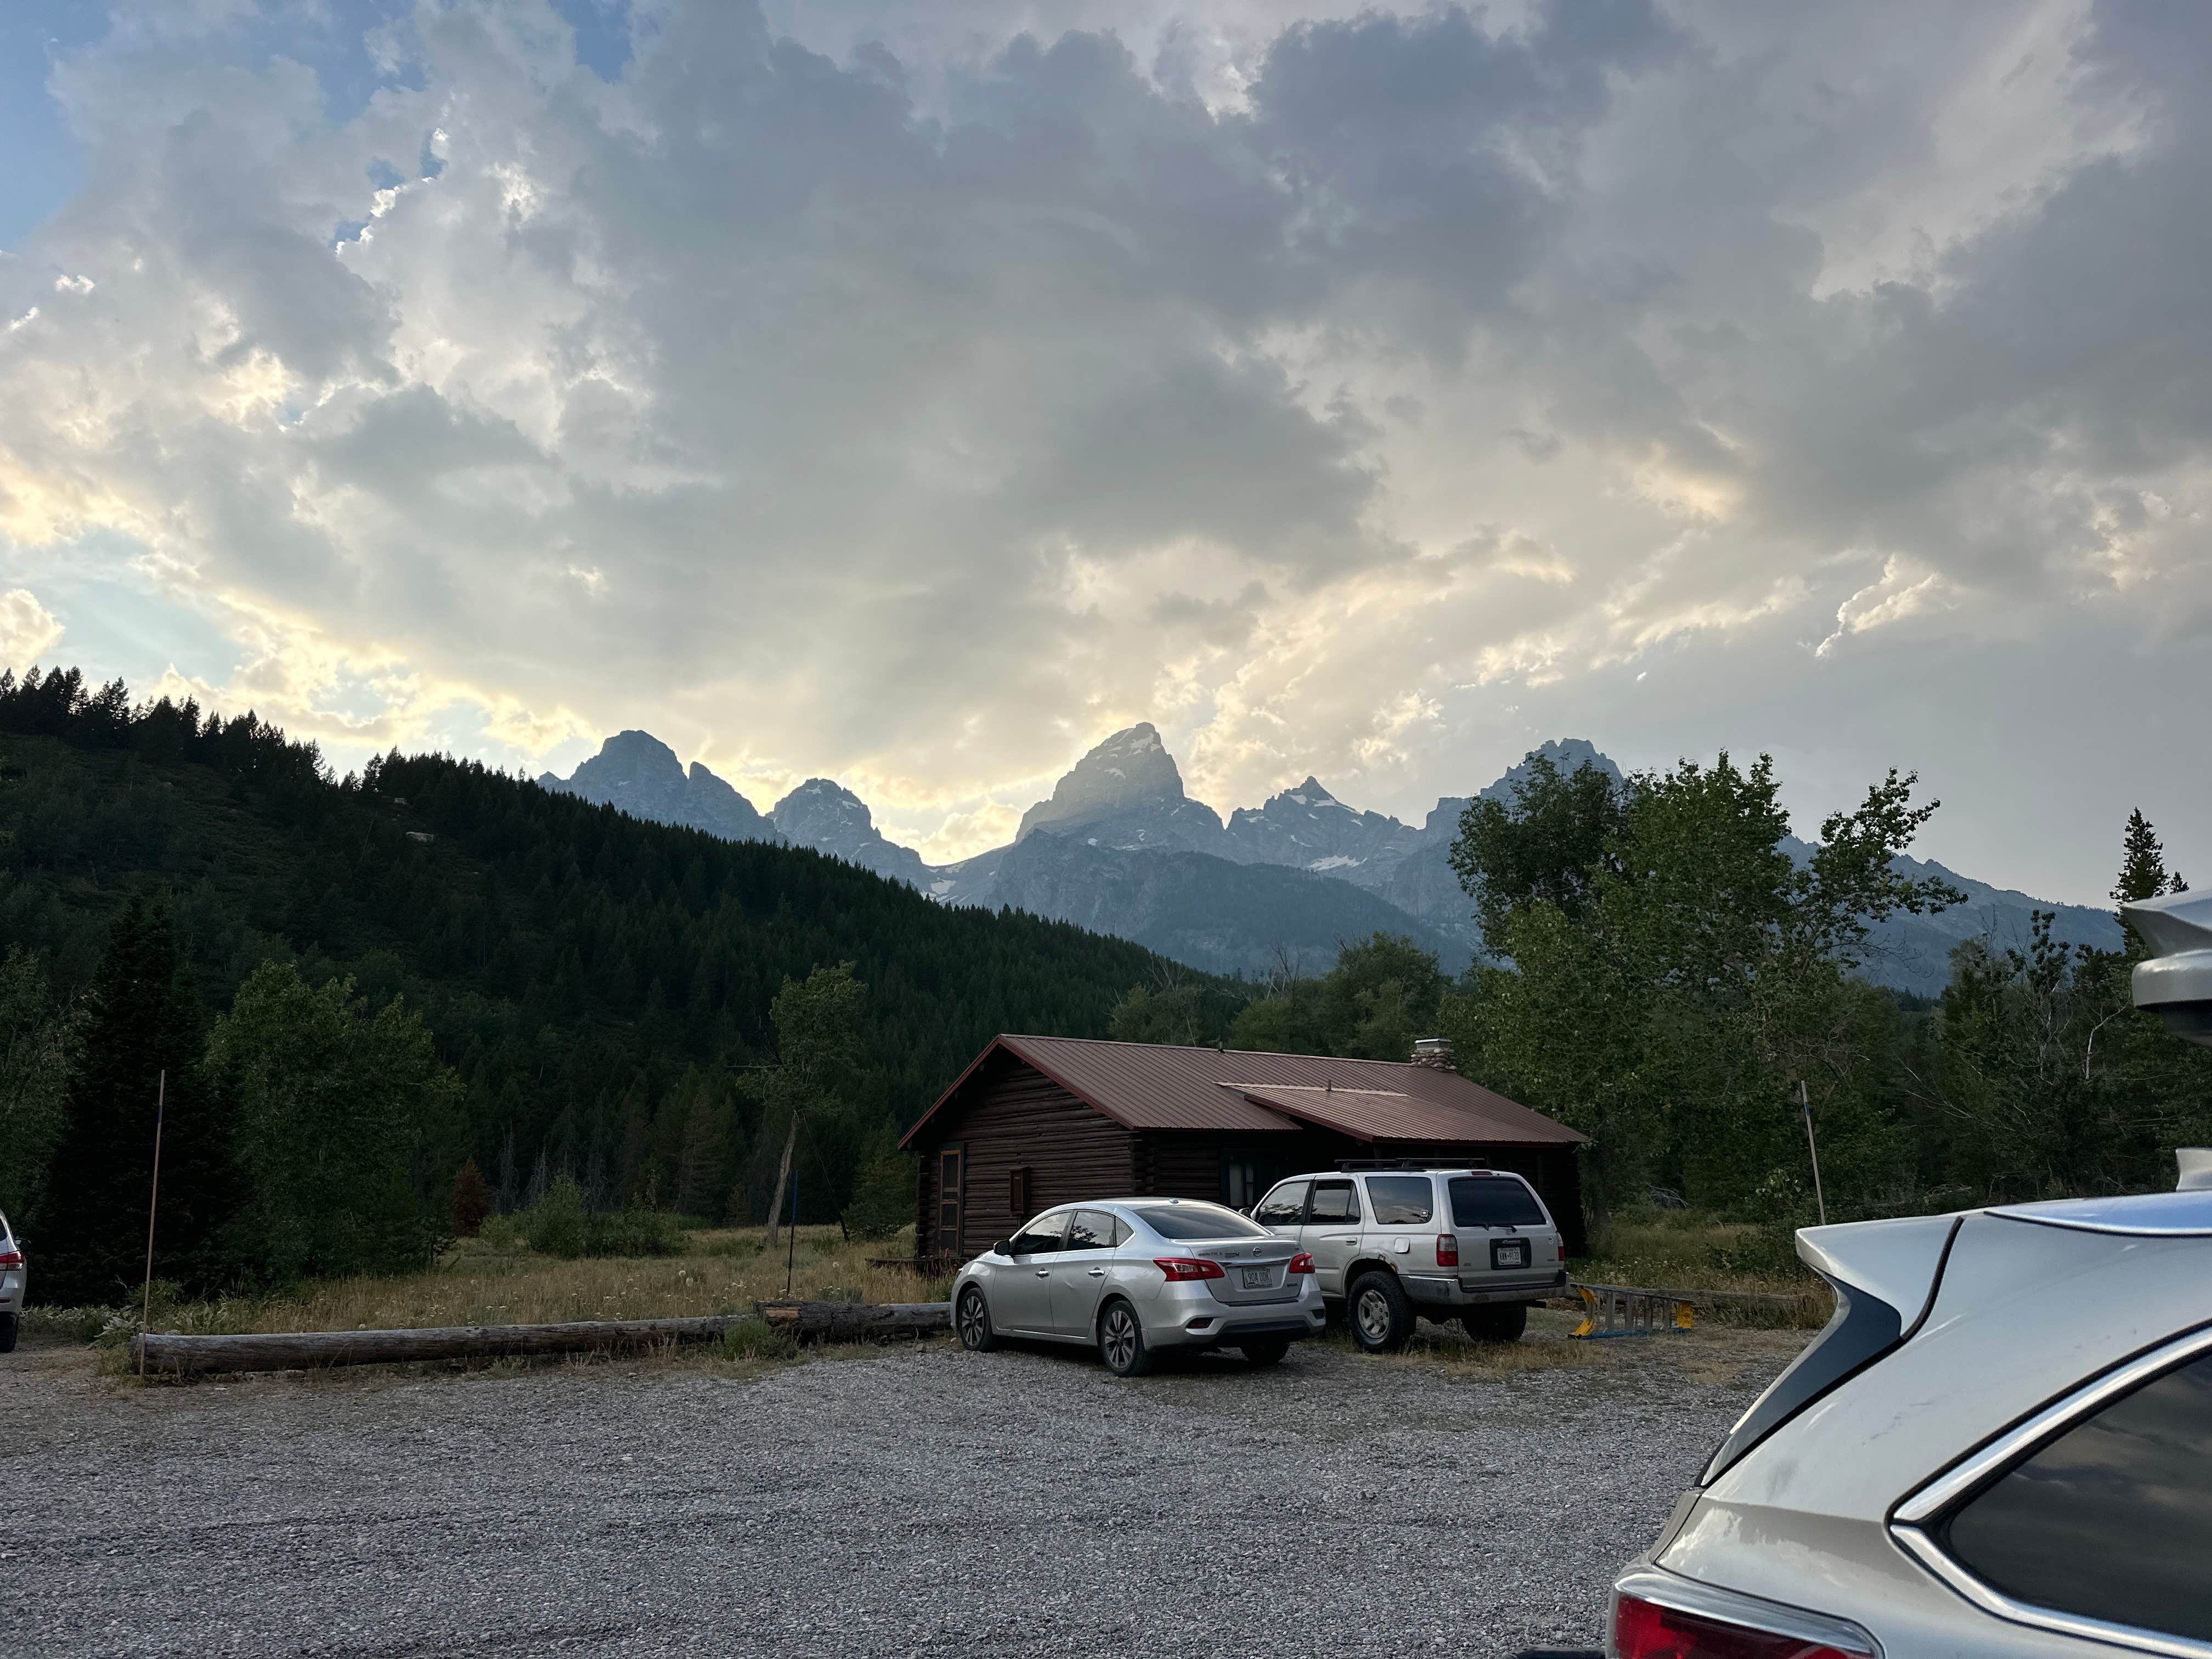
[784,1117,799,1300]
[139,1070,166,1378]
[1799,1079,1827,1227]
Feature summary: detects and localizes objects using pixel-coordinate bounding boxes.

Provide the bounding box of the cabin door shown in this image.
[936,1146,964,1259]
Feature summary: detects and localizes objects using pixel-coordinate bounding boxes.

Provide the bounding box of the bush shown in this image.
[476,1212,525,1250]
[587,1208,683,1257]
[843,1150,916,1242]
[524,1177,590,1258]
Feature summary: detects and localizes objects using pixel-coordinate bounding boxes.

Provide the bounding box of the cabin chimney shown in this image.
[1410,1036,1454,1071]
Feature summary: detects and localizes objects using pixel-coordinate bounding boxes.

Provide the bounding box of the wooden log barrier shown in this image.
[754,1300,950,1340]
[129,1300,953,1377]
[130,1314,753,1377]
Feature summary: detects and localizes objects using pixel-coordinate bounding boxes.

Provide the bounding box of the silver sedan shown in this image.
[951,1198,1326,1375]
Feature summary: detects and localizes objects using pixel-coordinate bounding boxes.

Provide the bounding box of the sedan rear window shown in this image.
[1366,1176,1434,1225]
[1132,1203,1273,1241]
[1449,1176,1547,1228]
[1943,1350,2212,1641]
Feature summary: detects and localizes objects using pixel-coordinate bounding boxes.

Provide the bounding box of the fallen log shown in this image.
[755,1300,950,1340]
[131,1314,753,1377]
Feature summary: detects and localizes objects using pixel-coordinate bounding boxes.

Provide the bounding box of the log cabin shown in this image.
[900,1034,1589,1260]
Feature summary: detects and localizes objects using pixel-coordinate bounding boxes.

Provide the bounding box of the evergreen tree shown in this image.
[0,947,71,1225]
[38,901,240,1304]
[450,1158,493,1237]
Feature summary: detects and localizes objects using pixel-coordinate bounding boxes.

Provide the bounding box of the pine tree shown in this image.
[37,901,240,1304]
[2113,807,2172,928]
[450,1158,494,1237]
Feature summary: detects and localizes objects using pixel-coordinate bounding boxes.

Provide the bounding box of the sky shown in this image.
[1,0,2207,905]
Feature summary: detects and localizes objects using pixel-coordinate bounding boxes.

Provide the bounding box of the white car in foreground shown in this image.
[1583,1183,2212,1659]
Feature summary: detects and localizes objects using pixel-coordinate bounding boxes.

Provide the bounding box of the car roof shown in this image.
[1274,1167,1519,1181]
[1989,1189,2212,1235]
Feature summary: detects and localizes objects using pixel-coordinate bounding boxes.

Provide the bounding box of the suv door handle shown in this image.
[1334,1235,1358,1244]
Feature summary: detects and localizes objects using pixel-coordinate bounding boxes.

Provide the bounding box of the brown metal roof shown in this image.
[901,1033,1587,1148]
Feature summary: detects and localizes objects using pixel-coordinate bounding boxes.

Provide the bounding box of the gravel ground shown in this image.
[1,1321,1799,1658]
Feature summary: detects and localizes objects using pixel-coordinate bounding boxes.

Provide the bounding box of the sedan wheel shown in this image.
[1097,1300,1154,1376]
[1347,1271,1413,1353]
[1240,1339,1289,1367]
[956,1286,997,1352]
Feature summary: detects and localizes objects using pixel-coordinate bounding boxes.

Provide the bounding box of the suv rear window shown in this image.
[1133,1203,1273,1241]
[1943,1350,2212,1641]
[1366,1176,1434,1225]
[1449,1176,1546,1228]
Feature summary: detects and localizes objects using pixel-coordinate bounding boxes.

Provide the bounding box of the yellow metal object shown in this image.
[1568,1282,1696,1339]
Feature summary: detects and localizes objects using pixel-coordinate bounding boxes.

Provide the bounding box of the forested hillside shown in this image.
[0,668,1188,1249]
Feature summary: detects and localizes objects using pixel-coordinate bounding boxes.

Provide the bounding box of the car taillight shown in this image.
[0,1250,21,1269]
[1435,1234,1459,1267]
[1612,1593,1867,1659]
[1286,1252,1314,1276]
[1153,1257,1226,1282]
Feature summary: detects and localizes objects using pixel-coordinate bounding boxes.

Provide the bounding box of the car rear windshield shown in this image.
[1448,1176,1547,1228]
[1133,1203,1273,1241]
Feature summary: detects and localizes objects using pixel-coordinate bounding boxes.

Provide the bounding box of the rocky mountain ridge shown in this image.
[537,725,2118,994]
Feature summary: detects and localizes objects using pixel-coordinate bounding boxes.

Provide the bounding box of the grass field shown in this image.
[1575,1208,1832,1327]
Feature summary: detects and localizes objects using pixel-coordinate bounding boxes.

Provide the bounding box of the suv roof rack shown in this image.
[1333,1158,1435,1172]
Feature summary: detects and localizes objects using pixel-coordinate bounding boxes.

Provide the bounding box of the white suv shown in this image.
[0,1210,23,1353]
[1251,1165,1568,1351]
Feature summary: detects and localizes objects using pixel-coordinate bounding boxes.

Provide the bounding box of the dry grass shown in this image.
[1323,1306,1612,1377]
[1576,1211,1833,1328]
[97,1225,949,1342]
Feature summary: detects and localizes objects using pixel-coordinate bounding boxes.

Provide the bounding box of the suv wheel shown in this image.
[1097,1299,1154,1376]
[1347,1271,1413,1353]
[955,1286,997,1352]
[1462,1302,1528,1343]
[0,1313,16,1354]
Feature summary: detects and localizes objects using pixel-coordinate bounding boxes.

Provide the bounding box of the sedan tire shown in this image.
[1462,1302,1528,1343]
[1347,1271,1414,1353]
[955,1286,997,1353]
[1239,1339,1289,1367]
[1097,1299,1154,1377]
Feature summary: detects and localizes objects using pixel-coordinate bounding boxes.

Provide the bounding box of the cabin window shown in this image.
[936,1146,963,1255]
[1222,1155,1262,1211]
[1009,1165,1033,1219]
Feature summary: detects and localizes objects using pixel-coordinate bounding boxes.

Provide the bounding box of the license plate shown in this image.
[1491,1240,1530,1270]
[1240,1266,1273,1288]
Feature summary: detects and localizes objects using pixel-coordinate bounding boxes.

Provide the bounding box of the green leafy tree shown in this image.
[1450,749,1959,1222]
[37,901,240,1303]
[210,961,461,1283]
[753,963,867,1244]
[844,1129,917,1242]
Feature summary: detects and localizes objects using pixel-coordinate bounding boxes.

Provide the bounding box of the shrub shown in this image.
[843,1150,916,1242]
[587,1208,683,1257]
[524,1177,590,1258]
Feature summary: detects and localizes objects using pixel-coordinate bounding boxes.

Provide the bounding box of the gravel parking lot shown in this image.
[2,1319,1799,1657]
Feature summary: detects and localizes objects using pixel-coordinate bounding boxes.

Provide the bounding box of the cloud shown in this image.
[0,0,2207,884]
[0,590,63,670]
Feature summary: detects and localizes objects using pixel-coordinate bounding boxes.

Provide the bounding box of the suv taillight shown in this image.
[1613,1593,1866,1659]
[1153,1257,1226,1282]
[0,1249,21,1269]
[1435,1234,1459,1267]
[1286,1252,1314,1276]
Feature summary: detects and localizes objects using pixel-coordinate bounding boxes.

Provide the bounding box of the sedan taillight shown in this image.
[1613,1592,1868,1659]
[1435,1234,1459,1267]
[1286,1252,1314,1276]
[1153,1257,1225,1282]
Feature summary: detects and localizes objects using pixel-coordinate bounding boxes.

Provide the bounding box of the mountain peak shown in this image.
[1018,721,1189,841]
